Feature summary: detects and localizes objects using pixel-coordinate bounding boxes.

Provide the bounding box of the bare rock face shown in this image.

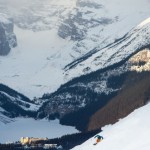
[0,14,17,56]
[58,0,113,41]
[0,23,10,55]
[129,49,150,72]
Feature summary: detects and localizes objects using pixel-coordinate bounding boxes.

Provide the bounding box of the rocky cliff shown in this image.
[0,14,17,56]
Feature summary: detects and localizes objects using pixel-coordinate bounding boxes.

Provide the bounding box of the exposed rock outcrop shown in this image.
[0,23,10,55]
[0,14,17,56]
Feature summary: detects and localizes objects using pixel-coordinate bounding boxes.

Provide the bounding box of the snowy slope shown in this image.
[72,103,150,150]
[0,0,75,98]
[0,0,150,98]
[0,26,72,98]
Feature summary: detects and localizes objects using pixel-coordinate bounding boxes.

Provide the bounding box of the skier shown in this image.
[93,135,103,145]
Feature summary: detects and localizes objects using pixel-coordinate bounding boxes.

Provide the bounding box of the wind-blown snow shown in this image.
[72,103,150,150]
[0,118,78,144]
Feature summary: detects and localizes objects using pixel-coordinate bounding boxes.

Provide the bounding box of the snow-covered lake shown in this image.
[0,118,78,143]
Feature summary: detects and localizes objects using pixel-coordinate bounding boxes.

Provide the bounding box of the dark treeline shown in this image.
[0,144,57,150]
[35,129,101,150]
[60,92,117,131]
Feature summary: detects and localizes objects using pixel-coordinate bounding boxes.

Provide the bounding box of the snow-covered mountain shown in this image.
[0,0,150,145]
[37,47,150,131]
[72,103,150,150]
[0,0,150,98]
[65,18,150,79]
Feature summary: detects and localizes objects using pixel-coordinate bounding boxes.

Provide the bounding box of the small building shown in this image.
[23,145,30,149]
[44,144,57,149]
[57,145,63,150]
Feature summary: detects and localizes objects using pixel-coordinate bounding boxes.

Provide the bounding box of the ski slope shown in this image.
[72,103,150,150]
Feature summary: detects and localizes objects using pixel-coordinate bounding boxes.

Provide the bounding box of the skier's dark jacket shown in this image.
[94,135,104,140]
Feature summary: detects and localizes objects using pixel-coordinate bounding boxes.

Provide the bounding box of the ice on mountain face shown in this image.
[72,103,150,150]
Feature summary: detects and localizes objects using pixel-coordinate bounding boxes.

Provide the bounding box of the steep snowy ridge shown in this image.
[65,17,150,80]
[72,103,150,150]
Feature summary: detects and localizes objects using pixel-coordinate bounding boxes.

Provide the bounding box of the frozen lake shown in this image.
[0,118,78,143]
